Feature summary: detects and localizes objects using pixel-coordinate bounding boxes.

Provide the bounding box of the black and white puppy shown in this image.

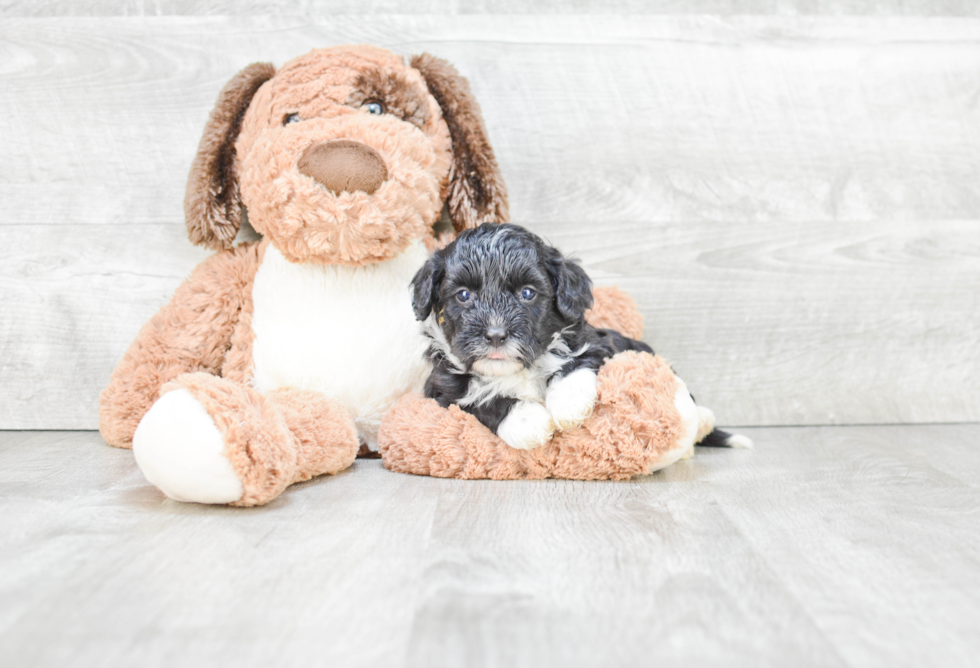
[410,223,655,450]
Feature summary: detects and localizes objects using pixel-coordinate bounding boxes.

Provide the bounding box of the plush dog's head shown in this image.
[411,223,594,376]
[184,45,508,265]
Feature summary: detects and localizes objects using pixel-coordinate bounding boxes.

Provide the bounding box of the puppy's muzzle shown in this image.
[297,140,388,195]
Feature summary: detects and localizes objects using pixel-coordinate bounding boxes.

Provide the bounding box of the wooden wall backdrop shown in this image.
[1,3,979,430]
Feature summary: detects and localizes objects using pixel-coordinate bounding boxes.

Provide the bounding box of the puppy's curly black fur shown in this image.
[410,223,651,443]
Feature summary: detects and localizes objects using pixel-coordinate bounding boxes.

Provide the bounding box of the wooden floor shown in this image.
[1,425,977,667]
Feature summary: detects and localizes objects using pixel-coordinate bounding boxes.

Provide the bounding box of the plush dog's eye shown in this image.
[520,287,536,301]
[456,289,473,303]
[362,100,385,115]
[283,113,301,125]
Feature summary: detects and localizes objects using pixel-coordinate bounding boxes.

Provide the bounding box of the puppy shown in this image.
[410,223,656,450]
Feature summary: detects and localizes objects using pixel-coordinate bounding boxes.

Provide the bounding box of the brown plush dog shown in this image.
[99,45,663,506]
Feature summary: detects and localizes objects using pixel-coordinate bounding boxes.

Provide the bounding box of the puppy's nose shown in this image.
[485,326,508,347]
[297,140,388,195]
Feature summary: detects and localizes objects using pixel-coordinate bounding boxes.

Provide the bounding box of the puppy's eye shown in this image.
[362,100,385,115]
[456,289,473,303]
[520,287,536,301]
[283,113,301,125]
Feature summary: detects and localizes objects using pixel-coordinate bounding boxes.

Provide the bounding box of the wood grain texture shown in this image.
[5,1,980,16]
[539,218,980,426]
[4,219,976,429]
[1,425,978,667]
[0,224,210,429]
[2,14,979,428]
[711,424,980,668]
[4,16,980,227]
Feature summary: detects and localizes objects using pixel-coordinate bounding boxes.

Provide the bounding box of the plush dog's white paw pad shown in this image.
[133,389,244,504]
[546,369,598,431]
[497,401,554,450]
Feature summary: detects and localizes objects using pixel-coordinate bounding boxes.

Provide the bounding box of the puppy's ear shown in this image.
[185,62,275,250]
[410,54,509,234]
[546,248,594,322]
[411,251,445,321]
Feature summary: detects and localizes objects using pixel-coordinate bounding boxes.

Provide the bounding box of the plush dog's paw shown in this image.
[497,401,555,450]
[133,389,244,504]
[546,368,598,431]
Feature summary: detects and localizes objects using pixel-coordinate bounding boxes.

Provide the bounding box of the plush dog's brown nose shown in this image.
[297,140,388,195]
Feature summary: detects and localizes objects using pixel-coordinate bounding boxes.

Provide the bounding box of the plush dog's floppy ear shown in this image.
[185,62,275,250]
[411,251,446,321]
[546,248,594,322]
[410,54,509,233]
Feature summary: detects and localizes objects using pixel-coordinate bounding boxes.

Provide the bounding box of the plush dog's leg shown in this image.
[133,372,358,506]
[263,387,361,486]
[377,394,557,480]
[379,352,699,480]
[99,243,263,449]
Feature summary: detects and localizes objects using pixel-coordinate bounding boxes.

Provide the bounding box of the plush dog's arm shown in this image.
[99,243,263,448]
[379,351,702,480]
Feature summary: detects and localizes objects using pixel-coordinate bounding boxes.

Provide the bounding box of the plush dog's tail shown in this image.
[699,428,753,449]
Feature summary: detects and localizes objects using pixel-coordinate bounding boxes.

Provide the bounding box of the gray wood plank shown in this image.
[0,224,210,429]
[0,431,440,668]
[4,218,977,430]
[709,425,980,667]
[2,425,979,667]
[4,16,980,227]
[6,1,980,17]
[408,479,846,668]
[539,218,980,427]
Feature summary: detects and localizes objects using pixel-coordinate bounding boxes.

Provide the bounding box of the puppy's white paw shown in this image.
[546,368,598,431]
[133,389,244,504]
[497,401,555,450]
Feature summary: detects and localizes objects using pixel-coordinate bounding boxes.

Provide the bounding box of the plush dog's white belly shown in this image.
[250,241,430,450]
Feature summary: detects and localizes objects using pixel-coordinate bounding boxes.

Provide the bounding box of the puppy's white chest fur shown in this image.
[250,241,430,449]
[462,368,548,406]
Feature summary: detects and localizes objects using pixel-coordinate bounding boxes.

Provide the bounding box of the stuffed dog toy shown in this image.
[99,45,660,506]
